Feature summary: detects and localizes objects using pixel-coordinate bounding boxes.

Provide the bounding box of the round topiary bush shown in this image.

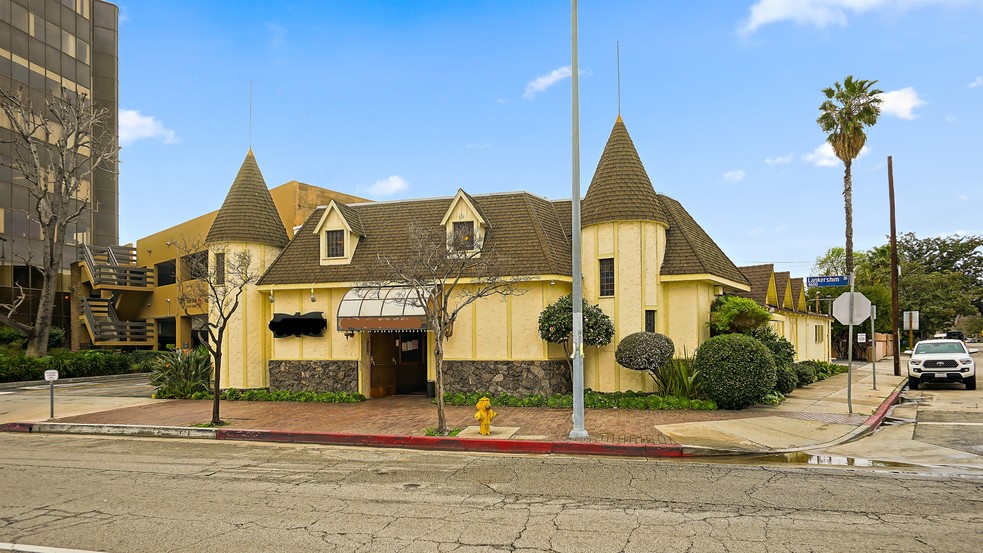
[774,364,797,395]
[615,332,675,376]
[792,363,816,388]
[695,334,776,410]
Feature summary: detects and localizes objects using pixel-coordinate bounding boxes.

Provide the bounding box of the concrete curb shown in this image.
[213,428,688,458]
[0,422,214,439]
[0,379,908,458]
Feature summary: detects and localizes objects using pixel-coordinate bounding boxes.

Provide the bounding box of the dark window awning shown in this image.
[269,312,327,338]
[337,286,429,332]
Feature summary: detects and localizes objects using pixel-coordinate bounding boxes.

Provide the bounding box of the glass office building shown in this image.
[0,0,118,330]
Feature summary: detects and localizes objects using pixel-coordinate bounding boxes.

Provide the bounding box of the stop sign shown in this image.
[832,292,872,325]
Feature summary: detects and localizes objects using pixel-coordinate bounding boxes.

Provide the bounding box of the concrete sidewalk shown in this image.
[0,361,906,457]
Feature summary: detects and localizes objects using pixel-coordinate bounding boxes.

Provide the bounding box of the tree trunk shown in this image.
[25,269,60,358]
[843,160,854,275]
[433,335,447,434]
[211,350,223,425]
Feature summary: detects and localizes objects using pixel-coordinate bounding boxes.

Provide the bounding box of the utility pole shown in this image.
[888,156,901,376]
[569,0,587,439]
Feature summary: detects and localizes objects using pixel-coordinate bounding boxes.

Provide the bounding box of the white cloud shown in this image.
[739,0,977,35]
[267,23,287,50]
[804,142,869,167]
[118,109,178,146]
[765,154,794,165]
[366,175,409,197]
[524,66,573,99]
[465,143,491,150]
[877,87,925,120]
[970,77,983,89]
[945,114,959,123]
[959,194,969,201]
[723,170,746,182]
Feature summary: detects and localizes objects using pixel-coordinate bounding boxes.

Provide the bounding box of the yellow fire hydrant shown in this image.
[474,397,497,436]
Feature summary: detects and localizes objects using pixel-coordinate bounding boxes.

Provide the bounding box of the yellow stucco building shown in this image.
[77,117,831,397]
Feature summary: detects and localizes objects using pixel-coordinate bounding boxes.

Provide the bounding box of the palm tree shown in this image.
[817,75,883,276]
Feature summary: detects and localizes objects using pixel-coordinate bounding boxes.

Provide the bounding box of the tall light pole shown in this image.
[569,0,587,439]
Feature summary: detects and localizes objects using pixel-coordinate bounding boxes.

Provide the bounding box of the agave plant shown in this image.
[149,346,213,399]
[654,356,702,399]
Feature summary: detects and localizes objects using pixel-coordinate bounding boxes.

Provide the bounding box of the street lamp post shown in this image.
[569,0,587,439]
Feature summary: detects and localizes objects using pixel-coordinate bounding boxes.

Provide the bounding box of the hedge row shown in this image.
[0,349,151,383]
[183,388,366,403]
[441,390,717,411]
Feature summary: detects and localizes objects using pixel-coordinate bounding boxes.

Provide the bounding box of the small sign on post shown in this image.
[806,275,851,288]
[858,333,867,343]
[44,370,58,419]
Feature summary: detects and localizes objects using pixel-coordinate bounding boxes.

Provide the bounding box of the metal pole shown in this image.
[888,156,901,376]
[846,272,855,414]
[569,0,587,439]
[871,305,877,390]
[49,380,54,419]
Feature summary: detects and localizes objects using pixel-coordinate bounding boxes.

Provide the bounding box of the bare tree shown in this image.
[365,222,527,434]
[175,238,257,425]
[0,86,118,356]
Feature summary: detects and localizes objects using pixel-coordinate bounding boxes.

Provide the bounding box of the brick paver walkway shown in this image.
[59,396,772,445]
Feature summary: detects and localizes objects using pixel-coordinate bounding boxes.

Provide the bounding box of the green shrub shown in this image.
[46,327,66,349]
[150,347,213,399]
[0,327,26,347]
[439,389,716,411]
[800,360,846,380]
[695,334,776,410]
[615,332,675,374]
[0,352,43,382]
[759,391,785,405]
[708,295,771,335]
[538,294,615,352]
[654,356,703,399]
[792,363,817,387]
[128,350,164,373]
[749,327,795,369]
[774,364,797,395]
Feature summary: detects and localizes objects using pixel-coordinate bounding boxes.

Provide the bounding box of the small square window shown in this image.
[325,230,344,258]
[599,258,614,297]
[453,221,475,250]
[645,310,655,332]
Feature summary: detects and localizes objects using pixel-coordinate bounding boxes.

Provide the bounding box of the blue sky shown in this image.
[116,0,983,278]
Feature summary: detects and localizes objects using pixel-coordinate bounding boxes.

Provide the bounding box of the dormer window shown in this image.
[325,230,345,258]
[453,221,475,251]
[314,200,363,266]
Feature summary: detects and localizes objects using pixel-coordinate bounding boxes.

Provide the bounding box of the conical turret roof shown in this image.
[582,116,667,226]
[206,150,289,248]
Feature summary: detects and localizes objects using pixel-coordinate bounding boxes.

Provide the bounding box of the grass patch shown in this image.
[189,420,231,428]
[424,426,463,437]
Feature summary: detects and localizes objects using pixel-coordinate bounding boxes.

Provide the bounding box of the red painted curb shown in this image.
[214,428,687,458]
[0,422,33,432]
[863,387,903,427]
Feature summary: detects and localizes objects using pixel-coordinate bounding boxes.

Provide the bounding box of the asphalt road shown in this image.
[1,434,981,553]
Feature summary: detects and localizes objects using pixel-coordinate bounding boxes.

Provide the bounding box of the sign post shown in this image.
[831,282,872,414]
[44,369,58,419]
[870,305,877,390]
[903,310,919,350]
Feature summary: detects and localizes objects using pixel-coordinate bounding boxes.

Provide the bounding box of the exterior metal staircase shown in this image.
[77,244,155,346]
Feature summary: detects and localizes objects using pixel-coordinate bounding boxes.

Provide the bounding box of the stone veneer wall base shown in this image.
[268,359,358,393]
[442,360,571,396]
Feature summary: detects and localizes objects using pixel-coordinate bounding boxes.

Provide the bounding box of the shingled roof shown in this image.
[774,271,791,308]
[582,116,668,227]
[736,264,775,306]
[332,201,364,236]
[206,150,289,249]
[659,195,749,286]
[259,192,571,285]
[790,277,805,311]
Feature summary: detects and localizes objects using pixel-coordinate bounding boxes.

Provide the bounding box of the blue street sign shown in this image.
[806,275,850,287]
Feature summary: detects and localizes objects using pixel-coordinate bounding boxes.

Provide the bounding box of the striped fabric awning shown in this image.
[336,286,429,332]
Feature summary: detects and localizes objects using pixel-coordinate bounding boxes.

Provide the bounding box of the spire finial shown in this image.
[249,80,253,149]
[616,41,621,116]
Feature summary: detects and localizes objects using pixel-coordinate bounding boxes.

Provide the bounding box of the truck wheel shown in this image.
[966,375,976,391]
[908,377,919,390]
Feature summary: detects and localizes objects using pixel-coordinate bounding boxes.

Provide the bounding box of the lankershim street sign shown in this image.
[806,275,850,287]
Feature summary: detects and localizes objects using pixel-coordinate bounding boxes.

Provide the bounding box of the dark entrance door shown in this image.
[369,331,428,397]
